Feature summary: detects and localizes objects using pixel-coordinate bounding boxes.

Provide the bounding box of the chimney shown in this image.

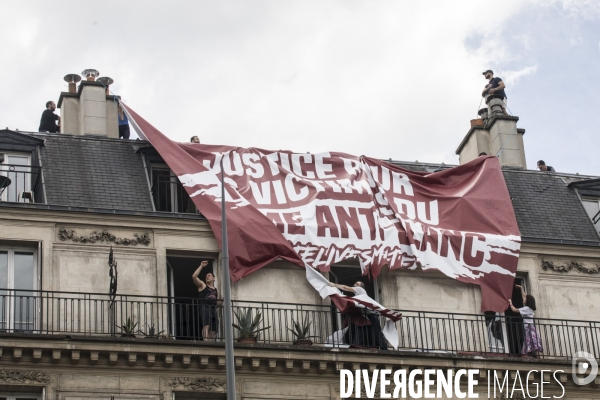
[57,69,120,138]
[63,73,81,93]
[456,96,526,169]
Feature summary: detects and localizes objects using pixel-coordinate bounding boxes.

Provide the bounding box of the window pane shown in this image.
[5,156,30,203]
[14,252,34,290]
[0,251,7,288]
[13,252,35,332]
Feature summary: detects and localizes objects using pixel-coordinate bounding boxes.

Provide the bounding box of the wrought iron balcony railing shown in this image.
[0,289,598,362]
[0,164,43,203]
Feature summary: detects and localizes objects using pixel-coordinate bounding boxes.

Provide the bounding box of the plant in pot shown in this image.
[288,319,315,346]
[233,308,270,344]
[117,317,138,338]
[139,323,164,339]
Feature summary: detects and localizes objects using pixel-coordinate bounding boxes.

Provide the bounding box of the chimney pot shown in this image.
[97,77,114,95]
[63,73,81,93]
[477,107,489,120]
[82,69,100,81]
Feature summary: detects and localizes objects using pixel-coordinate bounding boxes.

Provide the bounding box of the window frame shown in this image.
[0,152,32,203]
[581,197,600,231]
[0,246,39,332]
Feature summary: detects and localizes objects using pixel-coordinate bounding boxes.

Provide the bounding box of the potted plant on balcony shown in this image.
[233,308,270,344]
[117,317,138,338]
[139,323,164,339]
[288,319,315,346]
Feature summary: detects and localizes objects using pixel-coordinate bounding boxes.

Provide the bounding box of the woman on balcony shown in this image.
[193,261,219,341]
[508,285,543,357]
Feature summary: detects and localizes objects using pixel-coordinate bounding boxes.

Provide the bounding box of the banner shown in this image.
[123,103,521,313]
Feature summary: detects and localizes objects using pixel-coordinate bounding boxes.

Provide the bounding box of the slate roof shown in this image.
[504,170,600,245]
[38,133,154,211]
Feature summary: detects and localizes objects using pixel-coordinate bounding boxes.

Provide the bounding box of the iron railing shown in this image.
[0,289,598,361]
[0,164,43,203]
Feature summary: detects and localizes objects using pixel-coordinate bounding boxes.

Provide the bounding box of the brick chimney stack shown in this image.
[57,69,119,138]
[456,95,526,169]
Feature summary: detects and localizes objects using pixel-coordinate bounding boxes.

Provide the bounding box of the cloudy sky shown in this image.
[1,0,599,174]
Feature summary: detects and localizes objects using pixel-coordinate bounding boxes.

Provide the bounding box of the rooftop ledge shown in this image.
[0,200,206,220]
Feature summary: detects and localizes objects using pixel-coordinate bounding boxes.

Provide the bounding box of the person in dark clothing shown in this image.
[118,105,130,139]
[192,260,219,341]
[505,283,525,355]
[329,281,387,350]
[537,160,555,172]
[39,101,60,133]
[482,70,509,116]
[190,136,200,143]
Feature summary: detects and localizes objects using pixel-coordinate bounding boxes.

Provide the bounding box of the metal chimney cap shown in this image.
[81,69,100,79]
[97,77,114,86]
[63,73,81,83]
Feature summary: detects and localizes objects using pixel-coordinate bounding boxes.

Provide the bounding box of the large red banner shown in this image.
[124,103,521,313]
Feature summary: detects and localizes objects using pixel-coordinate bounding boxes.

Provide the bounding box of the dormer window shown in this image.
[151,164,197,214]
[582,198,600,233]
[0,152,39,203]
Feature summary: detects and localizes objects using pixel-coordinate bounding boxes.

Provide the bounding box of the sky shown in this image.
[1,0,599,175]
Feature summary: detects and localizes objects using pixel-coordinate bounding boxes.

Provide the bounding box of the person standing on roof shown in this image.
[537,160,555,172]
[190,136,200,143]
[39,101,60,133]
[482,70,509,116]
[118,105,130,139]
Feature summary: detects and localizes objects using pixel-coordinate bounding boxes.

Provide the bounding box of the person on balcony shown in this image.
[328,281,387,350]
[193,260,219,341]
[505,283,525,355]
[482,70,509,116]
[39,101,60,133]
[508,285,543,358]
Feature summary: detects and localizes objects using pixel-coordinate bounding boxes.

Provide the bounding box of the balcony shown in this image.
[0,289,598,362]
[0,164,43,204]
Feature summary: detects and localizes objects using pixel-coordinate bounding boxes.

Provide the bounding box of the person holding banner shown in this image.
[328,281,387,350]
[193,261,219,341]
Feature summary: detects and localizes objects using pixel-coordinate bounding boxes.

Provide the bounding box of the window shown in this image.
[582,198,600,232]
[151,165,197,213]
[0,247,38,332]
[0,152,37,203]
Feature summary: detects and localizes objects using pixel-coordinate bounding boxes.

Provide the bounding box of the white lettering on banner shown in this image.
[292,153,315,179]
[242,153,264,178]
[249,181,271,204]
[285,174,309,201]
[315,152,336,179]
[176,148,520,312]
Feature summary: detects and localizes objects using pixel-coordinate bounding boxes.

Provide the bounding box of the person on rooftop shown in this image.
[482,70,509,116]
[39,101,60,133]
[190,136,200,144]
[118,105,130,139]
[537,160,555,172]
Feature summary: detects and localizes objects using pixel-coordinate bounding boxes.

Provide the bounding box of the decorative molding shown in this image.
[165,377,226,392]
[542,259,600,275]
[0,369,52,384]
[58,228,150,246]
